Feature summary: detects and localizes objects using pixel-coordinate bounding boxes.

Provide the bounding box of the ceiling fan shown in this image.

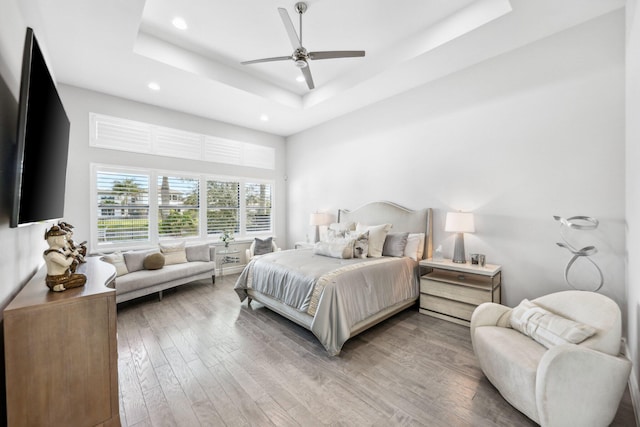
[241,2,365,90]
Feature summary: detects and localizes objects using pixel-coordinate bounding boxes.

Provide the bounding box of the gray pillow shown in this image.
[124,249,157,273]
[186,243,210,262]
[382,232,409,257]
[254,237,273,256]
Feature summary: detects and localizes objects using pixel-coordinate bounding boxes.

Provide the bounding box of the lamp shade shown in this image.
[445,212,475,233]
[309,212,330,226]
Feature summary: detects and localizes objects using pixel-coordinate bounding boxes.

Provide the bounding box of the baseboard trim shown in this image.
[623,340,640,427]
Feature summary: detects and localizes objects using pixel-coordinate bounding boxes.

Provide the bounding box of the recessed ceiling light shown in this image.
[260,114,269,122]
[296,75,305,82]
[148,82,160,91]
[172,17,188,30]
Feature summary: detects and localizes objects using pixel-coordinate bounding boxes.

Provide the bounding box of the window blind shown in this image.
[90,113,275,170]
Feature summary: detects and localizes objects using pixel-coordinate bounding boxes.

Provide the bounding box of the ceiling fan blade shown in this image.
[278,7,301,50]
[241,56,292,65]
[308,51,366,60]
[301,65,314,90]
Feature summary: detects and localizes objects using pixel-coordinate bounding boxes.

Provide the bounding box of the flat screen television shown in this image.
[10,27,70,228]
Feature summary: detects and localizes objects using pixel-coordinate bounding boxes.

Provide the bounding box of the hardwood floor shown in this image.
[116,274,637,427]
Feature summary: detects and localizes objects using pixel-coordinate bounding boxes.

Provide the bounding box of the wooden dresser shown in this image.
[419,258,502,326]
[4,257,120,427]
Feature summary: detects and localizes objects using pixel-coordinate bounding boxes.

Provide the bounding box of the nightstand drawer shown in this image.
[420,278,492,306]
[427,268,498,289]
[420,294,475,322]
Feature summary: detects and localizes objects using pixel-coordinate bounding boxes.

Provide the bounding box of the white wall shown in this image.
[286,11,625,308]
[626,0,640,415]
[58,85,287,256]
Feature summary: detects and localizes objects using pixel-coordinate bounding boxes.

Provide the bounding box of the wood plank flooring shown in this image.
[116,274,637,427]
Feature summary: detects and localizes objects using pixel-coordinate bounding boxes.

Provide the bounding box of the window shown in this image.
[90,113,275,169]
[96,171,150,243]
[245,182,272,233]
[158,175,199,238]
[91,164,274,249]
[206,180,240,235]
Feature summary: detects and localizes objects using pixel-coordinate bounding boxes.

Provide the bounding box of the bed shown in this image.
[234,201,433,355]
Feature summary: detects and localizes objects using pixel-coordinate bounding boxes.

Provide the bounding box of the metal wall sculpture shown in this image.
[554,215,604,292]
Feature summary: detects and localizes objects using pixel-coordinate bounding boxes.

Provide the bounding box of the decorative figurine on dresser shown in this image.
[58,220,87,270]
[43,224,86,291]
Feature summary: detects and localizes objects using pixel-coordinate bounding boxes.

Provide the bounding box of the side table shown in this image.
[217,249,240,276]
[418,258,502,326]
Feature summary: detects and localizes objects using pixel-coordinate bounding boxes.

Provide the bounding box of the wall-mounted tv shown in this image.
[10,27,70,228]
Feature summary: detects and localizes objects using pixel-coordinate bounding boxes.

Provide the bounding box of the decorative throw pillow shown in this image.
[382,232,409,257]
[186,243,210,262]
[254,237,273,256]
[123,249,156,273]
[356,223,392,257]
[347,230,369,259]
[160,242,188,265]
[404,233,426,261]
[313,240,354,259]
[326,228,347,242]
[102,251,128,277]
[510,299,596,349]
[143,252,165,270]
[328,222,355,232]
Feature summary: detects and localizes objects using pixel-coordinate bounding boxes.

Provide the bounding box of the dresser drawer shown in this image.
[420,278,492,306]
[420,294,476,322]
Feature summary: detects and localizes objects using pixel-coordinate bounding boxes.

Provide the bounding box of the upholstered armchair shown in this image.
[245,238,280,262]
[470,290,631,427]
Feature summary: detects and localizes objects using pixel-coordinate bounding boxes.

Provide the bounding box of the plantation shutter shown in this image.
[245,182,272,233]
[96,171,150,243]
[157,175,199,238]
[206,180,240,235]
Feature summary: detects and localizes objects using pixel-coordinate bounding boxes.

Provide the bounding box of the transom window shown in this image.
[91,164,274,250]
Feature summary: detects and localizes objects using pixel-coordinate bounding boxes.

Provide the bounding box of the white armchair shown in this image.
[245,238,280,262]
[470,290,631,427]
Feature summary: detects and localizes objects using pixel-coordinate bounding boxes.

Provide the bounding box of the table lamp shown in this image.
[445,212,475,263]
[309,212,330,243]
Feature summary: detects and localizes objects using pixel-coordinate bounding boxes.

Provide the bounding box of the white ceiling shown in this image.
[29,0,623,136]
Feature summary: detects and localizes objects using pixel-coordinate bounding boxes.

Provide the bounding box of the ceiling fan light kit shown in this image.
[241,2,365,90]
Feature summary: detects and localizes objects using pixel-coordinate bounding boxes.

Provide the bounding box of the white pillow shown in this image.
[329,222,355,232]
[356,223,392,257]
[404,233,426,261]
[322,222,356,243]
[510,299,596,349]
[313,240,354,259]
[325,228,347,242]
[102,251,128,277]
[160,241,188,265]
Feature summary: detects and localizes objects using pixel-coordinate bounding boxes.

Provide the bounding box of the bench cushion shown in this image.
[116,261,214,295]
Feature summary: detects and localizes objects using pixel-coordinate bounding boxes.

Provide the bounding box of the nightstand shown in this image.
[418,258,501,326]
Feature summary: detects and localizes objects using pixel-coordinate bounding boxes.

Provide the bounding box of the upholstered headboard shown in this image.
[337,201,433,259]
